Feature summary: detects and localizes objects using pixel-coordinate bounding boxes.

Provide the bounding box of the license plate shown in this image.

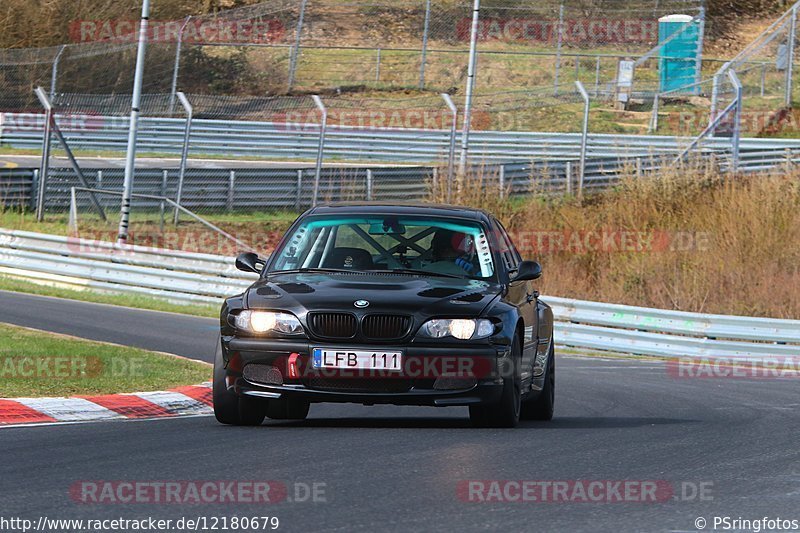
[312,348,403,371]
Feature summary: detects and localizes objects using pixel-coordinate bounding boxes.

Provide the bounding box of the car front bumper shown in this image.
[221,336,509,407]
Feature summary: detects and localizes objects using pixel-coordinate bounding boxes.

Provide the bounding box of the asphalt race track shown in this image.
[1,291,799,532]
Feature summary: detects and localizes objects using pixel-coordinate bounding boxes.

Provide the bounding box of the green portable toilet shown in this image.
[659,14,702,94]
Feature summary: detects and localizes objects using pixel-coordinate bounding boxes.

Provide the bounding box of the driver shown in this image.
[428,229,476,276]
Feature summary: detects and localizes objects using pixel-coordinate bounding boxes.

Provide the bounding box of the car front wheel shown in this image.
[212,337,266,426]
[469,335,522,428]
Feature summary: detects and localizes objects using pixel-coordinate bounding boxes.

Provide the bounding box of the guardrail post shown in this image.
[575,81,590,197]
[498,164,506,198]
[174,92,193,225]
[169,17,191,114]
[96,170,103,190]
[649,93,660,133]
[296,169,303,210]
[30,169,39,212]
[311,95,327,207]
[785,5,798,108]
[365,169,374,201]
[68,187,78,235]
[287,0,308,92]
[565,161,572,195]
[160,170,168,231]
[441,93,458,203]
[227,170,236,212]
[419,0,432,90]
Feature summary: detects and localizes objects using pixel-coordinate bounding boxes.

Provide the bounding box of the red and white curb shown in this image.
[0,383,213,428]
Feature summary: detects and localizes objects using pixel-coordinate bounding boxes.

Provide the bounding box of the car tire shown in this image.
[469,335,522,428]
[212,337,266,426]
[521,341,555,421]
[265,398,310,420]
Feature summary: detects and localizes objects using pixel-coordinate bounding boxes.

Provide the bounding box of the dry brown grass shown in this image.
[436,164,800,319]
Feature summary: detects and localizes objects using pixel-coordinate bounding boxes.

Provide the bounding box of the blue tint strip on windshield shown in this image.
[304,218,481,235]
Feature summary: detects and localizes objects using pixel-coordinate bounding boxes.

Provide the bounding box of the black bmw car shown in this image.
[214,203,555,428]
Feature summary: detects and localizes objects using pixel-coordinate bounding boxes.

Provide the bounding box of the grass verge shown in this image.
[0,323,211,398]
[0,276,219,319]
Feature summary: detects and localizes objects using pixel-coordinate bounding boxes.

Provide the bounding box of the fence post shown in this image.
[174,92,193,225]
[118,0,151,244]
[498,164,506,198]
[554,2,565,96]
[50,45,66,100]
[458,0,481,177]
[169,16,191,114]
[296,169,303,210]
[785,5,797,108]
[593,56,601,97]
[227,170,236,211]
[311,95,328,207]
[419,0,432,90]
[376,48,382,83]
[575,81,590,197]
[729,69,742,172]
[761,63,767,97]
[97,170,103,190]
[693,6,706,92]
[287,0,309,92]
[366,169,374,201]
[709,68,723,133]
[441,93,458,203]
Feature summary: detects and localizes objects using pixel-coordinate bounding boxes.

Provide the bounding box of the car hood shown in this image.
[245,272,502,317]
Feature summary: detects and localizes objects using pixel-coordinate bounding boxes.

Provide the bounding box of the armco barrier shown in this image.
[1,228,798,359]
[4,112,800,164]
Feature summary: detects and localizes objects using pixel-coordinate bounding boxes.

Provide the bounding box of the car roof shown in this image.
[306,202,492,223]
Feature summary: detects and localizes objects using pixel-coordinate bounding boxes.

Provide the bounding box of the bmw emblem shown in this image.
[354,300,370,308]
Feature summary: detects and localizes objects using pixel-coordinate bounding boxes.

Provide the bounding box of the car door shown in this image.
[492,219,538,389]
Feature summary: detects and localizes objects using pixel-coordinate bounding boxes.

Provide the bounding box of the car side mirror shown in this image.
[512,261,542,282]
[235,252,265,274]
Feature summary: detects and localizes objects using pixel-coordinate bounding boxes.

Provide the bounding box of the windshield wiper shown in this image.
[367,269,464,279]
[270,268,361,275]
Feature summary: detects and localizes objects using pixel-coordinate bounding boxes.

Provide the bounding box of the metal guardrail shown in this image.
[5,113,800,164]
[1,228,798,359]
[0,168,36,209]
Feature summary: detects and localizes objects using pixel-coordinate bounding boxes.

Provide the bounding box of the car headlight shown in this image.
[420,318,495,340]
[234,310,304,335]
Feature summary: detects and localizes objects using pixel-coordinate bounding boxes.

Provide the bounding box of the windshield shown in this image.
[269,215,496,280]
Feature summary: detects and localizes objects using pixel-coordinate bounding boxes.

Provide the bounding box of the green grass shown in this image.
[0,322,211,398]
[0,276,219,319]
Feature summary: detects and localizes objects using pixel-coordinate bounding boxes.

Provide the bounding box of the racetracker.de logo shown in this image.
[457,480,713,503]
[456,18,659,44]
[69,19,286,44]
[667,357,800,379]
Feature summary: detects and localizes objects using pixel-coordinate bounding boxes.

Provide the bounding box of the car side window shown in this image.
[492,220,518,273]
[496,220,522,266]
